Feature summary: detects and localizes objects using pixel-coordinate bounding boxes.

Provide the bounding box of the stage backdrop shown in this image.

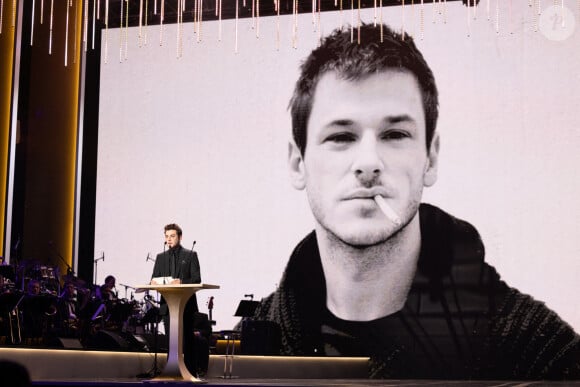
[95,2,580,333]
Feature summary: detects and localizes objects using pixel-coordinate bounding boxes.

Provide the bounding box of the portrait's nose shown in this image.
[351,131,384,184]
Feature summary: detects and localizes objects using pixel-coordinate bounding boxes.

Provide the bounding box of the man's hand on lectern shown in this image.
[170,278,181,284]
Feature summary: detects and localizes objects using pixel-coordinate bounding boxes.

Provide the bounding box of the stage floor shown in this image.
[28,378,580,387]
[2,347,579,387]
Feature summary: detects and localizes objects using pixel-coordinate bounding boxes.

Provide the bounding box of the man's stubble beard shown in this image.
[312,195,422,272]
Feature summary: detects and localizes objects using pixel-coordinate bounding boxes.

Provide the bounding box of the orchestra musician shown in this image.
[56,280,90,339]
[100,275,118,301]
[20,279,57,344]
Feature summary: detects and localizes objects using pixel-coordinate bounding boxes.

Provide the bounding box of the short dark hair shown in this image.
[290,23,439,155]
[164,223,183,237]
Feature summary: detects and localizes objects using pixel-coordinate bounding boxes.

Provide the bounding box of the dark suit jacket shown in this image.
[152,245,201,284]
[151,245,201,315]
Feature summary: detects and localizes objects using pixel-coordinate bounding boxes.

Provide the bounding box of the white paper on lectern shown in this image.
[151,276,174,284]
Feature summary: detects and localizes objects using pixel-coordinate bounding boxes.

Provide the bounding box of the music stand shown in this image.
[233,300,259,318]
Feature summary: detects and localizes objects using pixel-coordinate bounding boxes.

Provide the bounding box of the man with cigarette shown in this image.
[254,23,580,379]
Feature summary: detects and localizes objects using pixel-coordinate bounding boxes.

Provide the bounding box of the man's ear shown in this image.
[423,133,440,188]
[288,141,306,190]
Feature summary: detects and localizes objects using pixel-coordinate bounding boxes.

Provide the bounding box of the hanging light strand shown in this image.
[235,0,239,53]
[144,0,148,45]
[160,0,165,46]
[49,0,54,55]
[124,0,129,60]
[104,0,109,63]
[30,0,36,44]
[401,0,405,41]
[349,0,353,43]
[276,0,280,49]
[466,0,471,36]
[2,0,5,35]
[252,0,255,29]
[83,0,89,52]
[92,0,96,50]
[180,0,185,55]
[193,0,197,37]
[176,0,181,57]
[65,0,70,66]
[357,0,361,44]
[432,0,436,24]
[379,0,383,42]
[138,0,143,47]
[256,0,260,38]
[198,0,203,42]
[11,0,16,27]
[292,0,298,49]
[74,0,78,63]
[317,0,321,43]
[119,0,123,61]
[420,0,424,40]
[509,0,513,34]
[218,0,222,41]
[560,0,565,28]
[536,0,541,32]
[411,0,415,38]
[339,0,343,29]
[496,0,500,33]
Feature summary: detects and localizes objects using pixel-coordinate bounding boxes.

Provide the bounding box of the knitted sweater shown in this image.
[254,204,580,379]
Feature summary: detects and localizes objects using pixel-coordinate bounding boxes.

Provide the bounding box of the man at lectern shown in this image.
[150,223,201,288]
[150,223,202,374]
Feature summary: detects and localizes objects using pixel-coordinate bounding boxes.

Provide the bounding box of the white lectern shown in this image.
[137,283,219,383]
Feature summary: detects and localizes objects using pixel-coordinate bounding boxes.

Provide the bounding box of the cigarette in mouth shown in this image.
[374,195,402,226]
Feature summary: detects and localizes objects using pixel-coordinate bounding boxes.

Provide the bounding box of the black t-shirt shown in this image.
[321,297,490,379]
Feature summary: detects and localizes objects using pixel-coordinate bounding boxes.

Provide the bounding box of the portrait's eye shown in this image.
[324,132,356,143]
[381,130,410,141]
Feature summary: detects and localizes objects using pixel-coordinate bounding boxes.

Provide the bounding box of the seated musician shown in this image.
[100,275,118,301]
[99,275,125,330]
[21,280,57,344]
[56,281,89,339]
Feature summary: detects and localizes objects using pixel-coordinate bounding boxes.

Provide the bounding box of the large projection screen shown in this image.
[95,2,580,333]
